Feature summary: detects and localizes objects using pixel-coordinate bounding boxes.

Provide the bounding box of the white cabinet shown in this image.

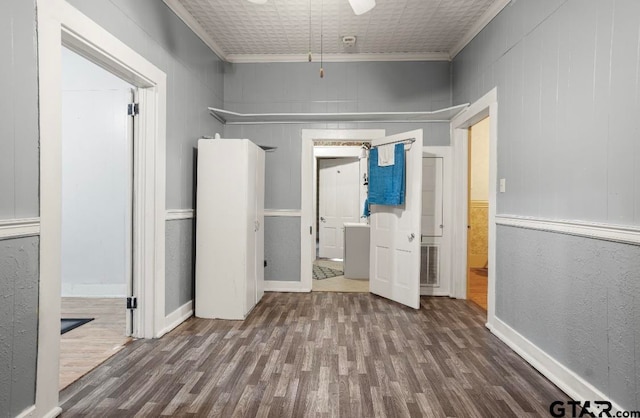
[195,138,265,320]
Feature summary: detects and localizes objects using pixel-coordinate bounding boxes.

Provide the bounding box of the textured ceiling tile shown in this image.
[178,0,499,55]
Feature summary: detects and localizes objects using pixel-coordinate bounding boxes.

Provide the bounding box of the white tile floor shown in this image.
[312,259,369,293]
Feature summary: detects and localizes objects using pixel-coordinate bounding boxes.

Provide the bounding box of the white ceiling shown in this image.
[165,0,510,62]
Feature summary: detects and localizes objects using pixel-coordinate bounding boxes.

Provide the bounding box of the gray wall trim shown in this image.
[0,218,40,240]
[496,215,640,246]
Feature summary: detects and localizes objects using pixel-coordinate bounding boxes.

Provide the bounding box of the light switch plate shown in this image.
[499,178,506,193]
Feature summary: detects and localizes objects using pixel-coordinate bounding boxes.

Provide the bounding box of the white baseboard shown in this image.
[43,407,62,418]
[61,283,126,298]
[487,318,622,412]
[16,405,62,418]
[420,287,450,297]
[159,300,193,337]
[264,280,311,293]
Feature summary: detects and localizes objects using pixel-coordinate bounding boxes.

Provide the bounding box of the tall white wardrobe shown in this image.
[195,138,265,320]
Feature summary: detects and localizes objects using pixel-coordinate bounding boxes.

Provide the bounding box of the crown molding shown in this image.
[226,52,451,63]
[163,0,228,61]
[449,0,511,59]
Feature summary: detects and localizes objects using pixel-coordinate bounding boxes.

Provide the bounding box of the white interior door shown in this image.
[420,148,452,296]
[318,158,360,259]
[369,129,423,309]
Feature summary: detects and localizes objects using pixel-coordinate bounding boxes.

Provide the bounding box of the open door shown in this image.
[369,129,423,309]
[318,158,360,259]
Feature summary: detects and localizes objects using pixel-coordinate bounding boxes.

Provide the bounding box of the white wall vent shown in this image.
[420,244,439,286]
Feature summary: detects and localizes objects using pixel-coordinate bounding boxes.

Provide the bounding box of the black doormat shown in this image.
[61,318,94,335]
[313,265,343,280]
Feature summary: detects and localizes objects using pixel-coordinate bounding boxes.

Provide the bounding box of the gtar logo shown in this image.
[550,400,613,417]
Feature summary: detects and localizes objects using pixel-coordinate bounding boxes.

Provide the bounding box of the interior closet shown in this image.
[195,138,265,320]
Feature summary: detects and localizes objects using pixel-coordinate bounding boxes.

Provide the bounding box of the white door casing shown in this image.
[369,129,423,309]
[255,147,265,302]
[318,158,360,259]
[37,1,167,416]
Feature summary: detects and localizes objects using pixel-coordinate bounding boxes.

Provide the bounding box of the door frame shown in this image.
[36,1,166,416]
[301,130,386,292]
[315,148,364,260]
[450,88,498,327]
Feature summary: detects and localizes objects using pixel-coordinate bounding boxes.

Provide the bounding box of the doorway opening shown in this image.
[466,117,490,310]
[312,145,368,293]
[58,47,135,390]
[450,87,498,326]
[37,2,167,412]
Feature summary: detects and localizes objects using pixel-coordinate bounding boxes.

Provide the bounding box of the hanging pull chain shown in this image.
[308,0,312,62]
[320,0,324,78]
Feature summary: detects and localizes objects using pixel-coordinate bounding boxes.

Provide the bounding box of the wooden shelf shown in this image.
[208,104,469,125]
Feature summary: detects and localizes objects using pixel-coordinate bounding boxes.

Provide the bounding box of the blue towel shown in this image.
[368,143,405,206]
[363,198,370,217]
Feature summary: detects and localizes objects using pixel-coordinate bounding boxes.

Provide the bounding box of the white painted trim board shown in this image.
[16,405,62,418]
[264,210,302,217]
[166,209,195,221]
[61,284,127,298]
[0,217,40,239]
[496,214,640,246]
[159,300,194,337]
[488,317,623,413]
[264,280,311,293]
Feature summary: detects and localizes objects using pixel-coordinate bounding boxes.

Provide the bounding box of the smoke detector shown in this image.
[342,36,357,48]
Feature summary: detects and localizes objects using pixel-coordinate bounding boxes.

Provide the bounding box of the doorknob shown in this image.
[320,217,326,223]
[408,233,415,242]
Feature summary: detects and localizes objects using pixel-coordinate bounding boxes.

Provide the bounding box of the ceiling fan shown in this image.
[246,0,376,16]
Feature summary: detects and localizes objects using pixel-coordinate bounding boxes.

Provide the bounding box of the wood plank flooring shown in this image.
[467,269,488,311]
[60,293,568,417]
[60,297,131,390]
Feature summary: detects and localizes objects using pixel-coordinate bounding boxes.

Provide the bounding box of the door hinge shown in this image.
[127,297,138,309]
[127,103,139,116]
[310,226,313,235]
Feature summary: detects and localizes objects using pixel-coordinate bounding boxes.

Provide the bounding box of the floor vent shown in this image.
[420,244,439,286]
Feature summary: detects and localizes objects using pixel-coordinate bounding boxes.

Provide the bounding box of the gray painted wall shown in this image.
[224,61,451,281]
[453,0,640,409]
[264,217,301,282]
[67,0,225,210]
[67,0,225,311]
[496,226,640,409]
[0,0,39,220]
[0,237,39,418]
[0,1,39,416]
[165,219,195,314]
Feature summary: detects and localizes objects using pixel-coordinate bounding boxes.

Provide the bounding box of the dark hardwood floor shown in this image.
[60,293,568,417]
